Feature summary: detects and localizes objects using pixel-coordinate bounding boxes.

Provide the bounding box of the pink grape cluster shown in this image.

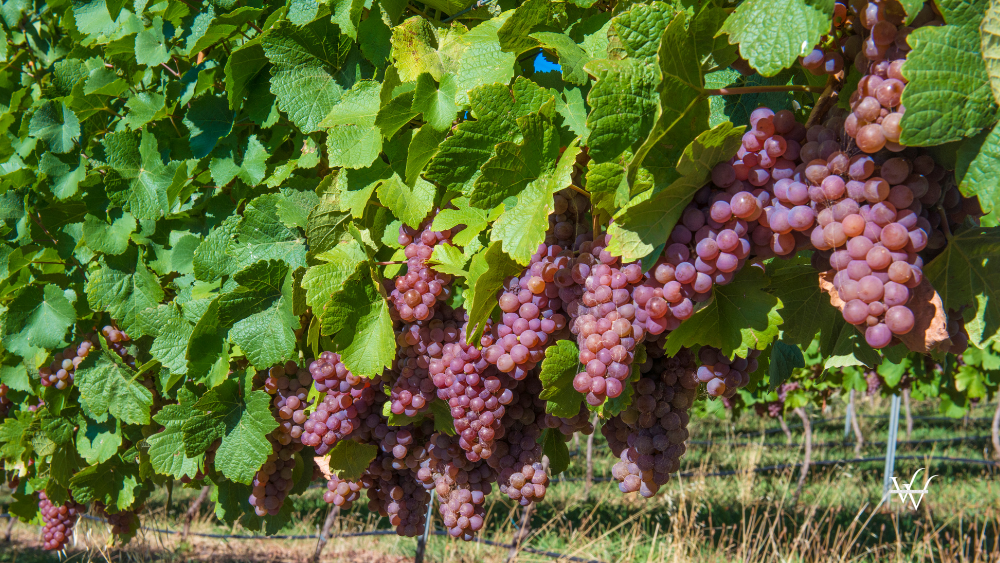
[754,382,801,419]
[262,361,313,446]
[547,189,591,248]
[432,323,512,462]
[249,435,302,517]
[101,325,135,367]
[38,334,98,389]
[302,352,381,455]
[542,403,595,438]
[485,244,573,380]
[695,346,760,398]
[570,235,643,405]
[39,492,86,551]
[490,376,549,507]
[799,1,849,75]
[323,474,363,508]
[390,223,454,323]
[394,308,464,417]
[94,501,139,536]
[365,451,431,537]
[602,346,698,497]
[417,432,493,540]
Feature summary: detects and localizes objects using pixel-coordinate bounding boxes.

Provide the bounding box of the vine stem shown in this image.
[805,75,840,129]
[567,184,589,197]
[937,205,953,242]
[704,85,827,96]
[375,261,405,266]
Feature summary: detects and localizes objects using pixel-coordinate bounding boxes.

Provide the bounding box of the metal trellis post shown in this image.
[845,389,854,439]
[881,394,901,502]
[414,489,436,563]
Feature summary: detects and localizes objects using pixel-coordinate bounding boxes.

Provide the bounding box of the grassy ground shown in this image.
[1,396,998,563]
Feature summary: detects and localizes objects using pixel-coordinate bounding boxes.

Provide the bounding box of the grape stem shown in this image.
[805,76,840,129]
[568,184,589,197]
[936,205,953,242]
[375,261,405,266]
[704,85,827,96]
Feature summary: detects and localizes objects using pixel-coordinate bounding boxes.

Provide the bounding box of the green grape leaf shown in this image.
[230,195,307,273]
[983,0,1000,106]
[768,341,805,391]
[75,418,121,465]
[765,258,840,347]
[224,38,267,109]
[1,285,75,355]
[325,439,377,480]
[75,353,154,425]
[470,112,560,210]
[490,136,582,265]
[376,174,436,228]
[220,260,298,369]
[664,266,783,359]
[85,254,165,337]
[181,379,278,484]
[538,340,585,418]
[959,125,1000,217]
[147,403,203,479]
[376,91,419,138]
[718,0,834,77]
[627,12,707,187]
[69,456,141,511]
[411,73,458,132]
[607,122,744,260]
[431,197,497,248]
[540,428,570,476]
[187,298,230,382]
[184,94,235,159]
[320,266,395,378]
[584,58,658,163]
[150,318,193,376]
[464,242,523,345]
[135,16,170,67]
[406,125,447,185]
[302,239,368,313]
[531,32,592,86]
[28,101,80,154]
[391,17,445,82]
[321,80,383,169]
[210,134,270,188]
[262,19,350,133]
[102,130,180,220]
[823,318,880,369]
[925,227,1000,346]
[900,12,997,146]
[82,212,135,256]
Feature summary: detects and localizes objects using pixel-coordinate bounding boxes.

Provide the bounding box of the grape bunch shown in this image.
[364,451,431,537]
[417,432,494,540]
[547,189,591,248]
[39,492,86,551]
[602,345,698,497]
[485,244,573,380]
[301,352,381,455]
[754,382,801,419]
[323,474,364,508]
[38,334,98,389]
[542,402,595,438]
[249,435,302,517]
[845,1,943,153]
[0,384,10,419]
[94,501,139,537]
[432,323,511,461]
[393,308,464,417]
[695,346,760,399]
[570,235,645,405]
[390,223,454,322]
[488,375,549,507]
[262,361,313,446]
[101,325,136,367]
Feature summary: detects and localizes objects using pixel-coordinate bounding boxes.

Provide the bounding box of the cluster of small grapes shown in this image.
[417,432,494,539]
[301,353,381,455]
[695,346,760,398]
[93,501,139,536]
[393,307,465,417]
[0,384,10,419]
[602,345,698,497]
[754,382,801,419]
[39,492,86,551]
[546,189,590,248]
[488,375,548,507]
[486,244,573,380]
[38,334,98,389]
[363,451,431,537]
[262,362,313,446]
[432,323,511,462]
[101,325,136,368]
[799,1,849,75]
[249,435,302,517]
[390,223,455,323]
[542,403,594,438]
[570,235,645,405]
[845,1,943,153]
[323,474,363,508]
